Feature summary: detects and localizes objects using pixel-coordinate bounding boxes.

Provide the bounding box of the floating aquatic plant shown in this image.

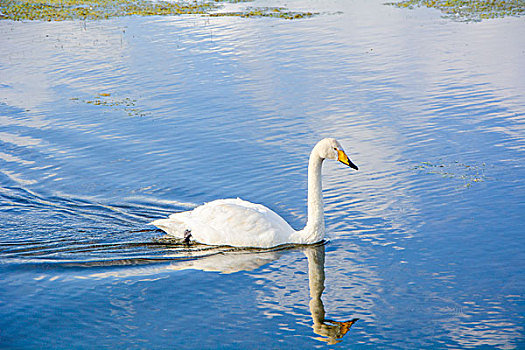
[386,0,525,21]
[72,93,148,117]
[0,0,317,21]
[414,160,487,188]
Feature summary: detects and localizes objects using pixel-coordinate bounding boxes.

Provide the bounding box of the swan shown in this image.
[150,138,358,248]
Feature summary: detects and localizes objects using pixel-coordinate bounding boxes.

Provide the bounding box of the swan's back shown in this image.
[152,198,296,248]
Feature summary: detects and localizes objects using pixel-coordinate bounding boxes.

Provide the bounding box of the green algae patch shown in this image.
[0,0,317,21]
[209,7,318,19]
[387,0,525,21]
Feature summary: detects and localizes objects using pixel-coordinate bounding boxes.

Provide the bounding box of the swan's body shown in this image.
[151,138,358,248]
[153,198,300,247]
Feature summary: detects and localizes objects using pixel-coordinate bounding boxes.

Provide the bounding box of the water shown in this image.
[1,0,524,348]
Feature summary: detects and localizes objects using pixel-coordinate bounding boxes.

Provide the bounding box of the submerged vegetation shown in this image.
[387,0,525,21]
[0,0,317,21]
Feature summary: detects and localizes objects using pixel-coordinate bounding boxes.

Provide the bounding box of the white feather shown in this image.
[152,198,295,247]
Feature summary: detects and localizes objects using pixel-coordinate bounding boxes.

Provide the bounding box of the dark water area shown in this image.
[1,0,524,348]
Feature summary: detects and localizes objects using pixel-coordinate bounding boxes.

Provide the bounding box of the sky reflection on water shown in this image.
[1,0,524,348]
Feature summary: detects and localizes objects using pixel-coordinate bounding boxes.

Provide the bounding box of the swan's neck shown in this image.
[297,148,325,243]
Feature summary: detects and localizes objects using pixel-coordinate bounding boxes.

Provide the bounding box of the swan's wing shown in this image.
[185,198,295,248]
[150,211,191,238]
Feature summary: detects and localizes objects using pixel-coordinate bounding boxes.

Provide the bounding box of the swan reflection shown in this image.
[72,241,358,343]
[305,244,359,344]
[77,244,285,276]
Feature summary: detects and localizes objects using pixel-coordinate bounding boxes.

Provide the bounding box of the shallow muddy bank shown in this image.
[387,0,525,21]
[0,0,317,21]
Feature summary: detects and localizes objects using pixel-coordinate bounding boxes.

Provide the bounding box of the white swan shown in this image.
[150,138,358,248]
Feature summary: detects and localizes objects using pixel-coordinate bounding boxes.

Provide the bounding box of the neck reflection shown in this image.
[304,244,359,345]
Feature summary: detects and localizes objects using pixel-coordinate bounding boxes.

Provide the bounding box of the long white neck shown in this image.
[294,146,325,244]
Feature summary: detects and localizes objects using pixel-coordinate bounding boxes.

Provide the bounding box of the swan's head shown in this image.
[316,138,358,170]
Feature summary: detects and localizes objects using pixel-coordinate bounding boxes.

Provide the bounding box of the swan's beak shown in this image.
[338,150,358,170]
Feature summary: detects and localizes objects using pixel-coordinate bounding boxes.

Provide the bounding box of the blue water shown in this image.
[1,0,524,348]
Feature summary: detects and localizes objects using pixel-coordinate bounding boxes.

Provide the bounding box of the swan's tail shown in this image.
[150,216,187,238]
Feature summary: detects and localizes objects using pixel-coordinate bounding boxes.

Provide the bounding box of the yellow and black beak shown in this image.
[338,150,358,170]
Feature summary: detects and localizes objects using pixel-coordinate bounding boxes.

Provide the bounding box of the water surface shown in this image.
[1,0,524,348]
